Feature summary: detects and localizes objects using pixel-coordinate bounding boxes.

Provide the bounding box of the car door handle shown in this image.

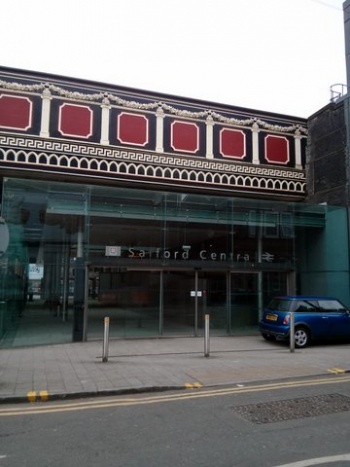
[322,316,329,319]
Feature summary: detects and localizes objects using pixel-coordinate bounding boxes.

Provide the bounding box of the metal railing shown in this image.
[330,83,348,103]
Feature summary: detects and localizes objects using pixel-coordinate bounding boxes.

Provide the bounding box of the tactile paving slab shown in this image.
[233,394,350,424]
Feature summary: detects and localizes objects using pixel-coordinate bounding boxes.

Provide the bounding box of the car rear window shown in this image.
[267,299,292,312]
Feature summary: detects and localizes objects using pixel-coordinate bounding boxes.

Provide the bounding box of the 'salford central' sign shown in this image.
[106,245,275,262]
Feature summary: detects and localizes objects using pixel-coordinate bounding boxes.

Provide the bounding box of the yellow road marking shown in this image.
[327,367,346,374]
[39,390,49,402]
[26,391,37,402]
[3,374,350,417]
[26,390,50,402]
[193,382,203,388]
[184,382,203,389]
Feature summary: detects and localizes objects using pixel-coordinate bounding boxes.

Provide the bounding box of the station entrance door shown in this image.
[85,267,289,339]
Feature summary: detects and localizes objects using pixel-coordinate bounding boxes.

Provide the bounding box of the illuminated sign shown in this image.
[28,264,44,280]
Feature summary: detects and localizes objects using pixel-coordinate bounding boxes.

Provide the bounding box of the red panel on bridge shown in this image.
[59,104,93,138]
[0,94,32,130]
[265,135,289,164]
[117,113,149,146]
[220,128,245,158]
[171,121,199,153]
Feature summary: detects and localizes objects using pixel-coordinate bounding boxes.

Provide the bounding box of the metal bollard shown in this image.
[102,316,110,362]
[204,314,210,358]
[289,312,295,353]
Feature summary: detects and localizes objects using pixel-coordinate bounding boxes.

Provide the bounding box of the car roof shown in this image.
[272,296,338,301]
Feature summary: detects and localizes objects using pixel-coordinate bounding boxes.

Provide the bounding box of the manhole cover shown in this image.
[233,394,350,424]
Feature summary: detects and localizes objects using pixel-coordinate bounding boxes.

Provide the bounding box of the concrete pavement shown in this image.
[1,335,350,403]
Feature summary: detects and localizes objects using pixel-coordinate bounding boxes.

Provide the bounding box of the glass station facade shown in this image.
[1,67,350,348]
[1,176,348,347]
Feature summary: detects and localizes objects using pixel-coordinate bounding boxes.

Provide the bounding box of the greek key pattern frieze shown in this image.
[0,136,305,182]
[0,145,306,197]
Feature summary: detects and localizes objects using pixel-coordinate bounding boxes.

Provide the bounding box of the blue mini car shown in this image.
[259,296,350,348]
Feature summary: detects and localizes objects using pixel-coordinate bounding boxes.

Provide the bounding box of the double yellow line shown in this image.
[1,373,349,417]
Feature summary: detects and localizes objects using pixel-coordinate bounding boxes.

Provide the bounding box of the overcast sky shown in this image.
[1,0,347,118]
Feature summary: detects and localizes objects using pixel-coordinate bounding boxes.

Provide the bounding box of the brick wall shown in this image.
[306,100,349,206]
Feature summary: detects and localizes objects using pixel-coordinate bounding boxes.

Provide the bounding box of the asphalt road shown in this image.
[1,375,350,467]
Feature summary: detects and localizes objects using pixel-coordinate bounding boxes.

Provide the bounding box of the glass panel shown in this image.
[87,269,160,338]
[230,273,259,333]
[163,271,194,335]
[0,178,88,347]
[198,271,227,334]
[262,272,288,306]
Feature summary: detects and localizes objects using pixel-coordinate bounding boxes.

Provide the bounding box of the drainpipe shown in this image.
[257,226,263,320]
[73,218,85,342]
[159,270,164,335]
[344,95,350,306]
[194,269,199,337]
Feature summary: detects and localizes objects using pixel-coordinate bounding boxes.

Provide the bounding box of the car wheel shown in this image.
[261,333,276,342]
[294,327,310,348]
